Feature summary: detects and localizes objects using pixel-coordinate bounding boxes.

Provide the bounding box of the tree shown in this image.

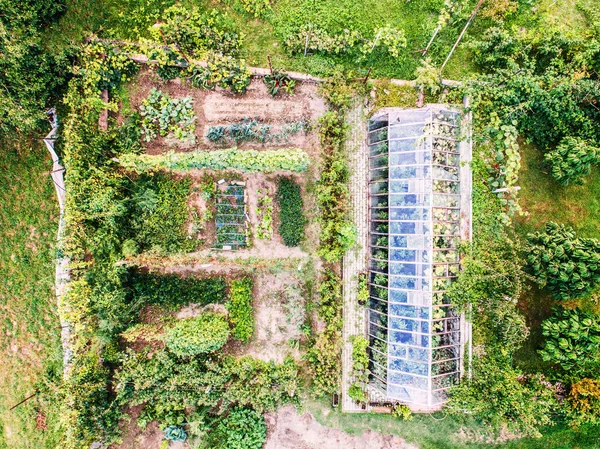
[447,353,560,437]
[539,308,600,379]
[544,137,600,185]
[165,313,230,357]
[526,222,600,300]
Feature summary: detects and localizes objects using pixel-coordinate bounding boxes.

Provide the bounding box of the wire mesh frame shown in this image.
[366,107,463,407]
[214,182,248,249]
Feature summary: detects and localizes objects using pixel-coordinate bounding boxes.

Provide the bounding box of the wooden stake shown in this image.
[363,67,373,85]
[267,55,273,75]
[440,0,485,73]
[10,392,37,411]
[304,32,310,57]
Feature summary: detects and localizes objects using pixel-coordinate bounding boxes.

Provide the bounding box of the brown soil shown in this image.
[231,270,306,363]
[111,407,165,449]
[265,406,419,449]
[124,69,326,156]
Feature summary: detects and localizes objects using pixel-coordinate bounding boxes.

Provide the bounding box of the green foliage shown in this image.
[79,42,139,97]
[165,313,230,357]
[316,110,356,262]
[164,425,187,442]
[306,269,343,395]
[391,404,413,421]
[206,118,308,145]
[414,58,442,95]
[544,136,600,185]
[264,69,296,96]
[61,352,122,448]
[276,177,305,246]
[140,88,196,143]
[357,272,369,305]
[129,272,227,310]
[256,190,273,240]
[188,53,252,94]
[237,0,272,19]
[206,407,266,449]
[120,147,310,173]
[526,222,600,300]
[150,6,243,58]
[348,383,368,403]
[227,278,254,342]
[117,350,299,415]
[539,308,600,379]
[351,336,369,380]
[0,0,71,137]
[447,354,561,438]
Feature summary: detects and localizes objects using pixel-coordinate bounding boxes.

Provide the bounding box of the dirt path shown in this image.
[265,406,419,449]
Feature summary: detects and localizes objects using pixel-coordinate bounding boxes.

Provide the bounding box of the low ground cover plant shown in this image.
[275,177,305,246]
[264,69,296,96]
[120,147,310,173]
[140,88,196,143]
[227,278,254,342]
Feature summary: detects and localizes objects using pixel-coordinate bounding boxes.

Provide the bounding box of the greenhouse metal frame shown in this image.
[366,105,471,410]
[214,182,248,249]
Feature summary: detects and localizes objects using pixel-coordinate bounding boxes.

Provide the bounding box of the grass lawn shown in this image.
[305,398,600,449]
[0,144,62,449]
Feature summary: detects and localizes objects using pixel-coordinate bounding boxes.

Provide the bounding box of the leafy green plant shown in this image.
[276,177,306,246]
[568,378,600,426]
[165,313,231,357]
[207,407,266,449]
[120,147,310,173]
[164,425,187,442]
[357,272,369,305]
[348,383,368,403]
[188,53,252,94]
[140,88,196,143]
[227,278,254,342]
[526,222,600,300]
[316,110,356,262]
[544,136,600,185]
[264,69,296,96]
[391,404,413,421]
[237,0,272,19]
[149,6,243,58]
[256,191,273,240]
[539,308,600,379]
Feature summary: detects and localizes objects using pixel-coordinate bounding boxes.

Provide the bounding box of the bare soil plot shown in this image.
[123,69,326,155]
[265,406,419,449]
[230,270,307,363]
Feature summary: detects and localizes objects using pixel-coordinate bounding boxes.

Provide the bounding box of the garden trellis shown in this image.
[367,105,471,410]
[215,181,248,250]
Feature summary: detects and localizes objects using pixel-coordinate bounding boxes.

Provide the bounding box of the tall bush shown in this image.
[276,177,306,246]
[539,308,600,379]
[526,222,600,300]
[544,136,600,185]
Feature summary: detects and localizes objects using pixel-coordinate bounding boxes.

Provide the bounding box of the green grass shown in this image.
[305,398,600,449]
[516,142,600,240]
[0,144,62,449]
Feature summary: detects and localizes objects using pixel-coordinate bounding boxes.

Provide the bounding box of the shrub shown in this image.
[165,313,230,357]
[316,110,356,262]
[357,272,369,305]
[119,148,310,173]
[526,222,600,300]
[447,354,560,437]
[391,404,413,421]
[539,308,600,379]
[544,136,600,185]
[129,272,227,309]
[150,6,242,57]
[348,383,368,403]
[569,378,600,426]
[207,407,266,449]
[227,278,254,342]
[140,88,196,143]
[351,336,369,380]
[188,53,252,94]
[276,177,306,246]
